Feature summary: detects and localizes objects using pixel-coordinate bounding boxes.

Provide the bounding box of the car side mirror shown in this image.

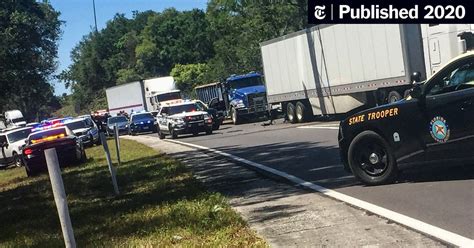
[410,84,423,99]
[411,71,422,83]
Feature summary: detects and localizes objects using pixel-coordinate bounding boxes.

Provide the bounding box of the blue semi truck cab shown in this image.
[195,72,267,125]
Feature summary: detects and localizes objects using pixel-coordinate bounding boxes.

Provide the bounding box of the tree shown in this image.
[206,0,307,79]
[0,0,61,120]
[170,63,211,95]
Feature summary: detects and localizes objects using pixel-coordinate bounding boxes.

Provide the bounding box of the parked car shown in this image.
[129,112,157,135]
[64,117,100,147]
[157,101,213,139]
[0,127,32,168]
[22,126,86,177]
[106,116,129,136]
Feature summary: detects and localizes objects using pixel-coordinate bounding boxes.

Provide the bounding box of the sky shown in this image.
[49,0,208,96]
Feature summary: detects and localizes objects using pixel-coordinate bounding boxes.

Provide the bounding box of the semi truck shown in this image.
[106,76,181,116]
[260,24,474,123]
[194,72,267,124]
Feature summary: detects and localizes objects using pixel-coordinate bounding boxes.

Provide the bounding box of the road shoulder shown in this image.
[126,135,445,247]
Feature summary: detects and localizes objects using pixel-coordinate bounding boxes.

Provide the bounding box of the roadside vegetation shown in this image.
[0,139,265,247]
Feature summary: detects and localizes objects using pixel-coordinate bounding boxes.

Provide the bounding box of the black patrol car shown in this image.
[339,51,474,185]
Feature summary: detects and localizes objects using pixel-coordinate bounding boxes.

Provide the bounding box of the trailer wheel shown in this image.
[388,91,402,103]
[286,102,296,124]
[295,101,309,123]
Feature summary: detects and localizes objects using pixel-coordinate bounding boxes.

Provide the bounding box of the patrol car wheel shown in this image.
[348,131,398,185]
[286,102,296,124]
[158,131,166,139]
[388,91,402,103]
[170,127,178,139]
[13,152,22,167]
[206,128,213,135]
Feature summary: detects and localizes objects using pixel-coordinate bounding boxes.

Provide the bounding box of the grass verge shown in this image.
[0,139,266,247]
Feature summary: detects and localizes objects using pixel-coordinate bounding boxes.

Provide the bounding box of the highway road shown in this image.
[147,119,474,240]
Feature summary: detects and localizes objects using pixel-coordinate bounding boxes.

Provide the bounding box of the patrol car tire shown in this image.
[158,131,166,139]
[13,152,22,167]
[25,165,37,177]
[170,127,178,139]
[206,128,213,135]
[286,102,297,124]
[388,91,402,103]
[295,101,309,123]
[348,131,398,185]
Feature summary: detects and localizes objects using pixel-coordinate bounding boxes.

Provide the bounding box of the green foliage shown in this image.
[0,0,62,120]
[61,1,307,111]
[170,63,211,94]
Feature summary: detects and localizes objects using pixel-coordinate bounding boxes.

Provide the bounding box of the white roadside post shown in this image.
[113,124,121,167]
[44,148,76,248]
[100,132,119,195]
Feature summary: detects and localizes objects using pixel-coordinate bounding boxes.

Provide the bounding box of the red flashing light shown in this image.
[24,149,33,155]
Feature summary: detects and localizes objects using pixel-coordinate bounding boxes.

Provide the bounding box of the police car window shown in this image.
[426,61,474,96]
[7,129,32,143]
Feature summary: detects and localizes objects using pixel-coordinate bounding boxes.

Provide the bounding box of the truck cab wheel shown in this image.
[348,131,398,185]
[286,103,297,124]
[231,108,240,125]
[295,101,309,123]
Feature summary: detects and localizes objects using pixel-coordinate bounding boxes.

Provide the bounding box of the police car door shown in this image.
[422,56,474,161]
[158,107,170,131]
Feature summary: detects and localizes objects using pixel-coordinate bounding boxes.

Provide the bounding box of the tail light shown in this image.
[24,148,33,155]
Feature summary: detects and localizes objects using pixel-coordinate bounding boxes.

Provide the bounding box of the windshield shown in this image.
[65,120,87,130]
[131,113,153,121]
[108,116,128,124]
[157,92,181,102]
[29,128,67,143]
[227,76,263,90]
[11,117,25,123]
[7,129,31,143]
[168,103,203,115]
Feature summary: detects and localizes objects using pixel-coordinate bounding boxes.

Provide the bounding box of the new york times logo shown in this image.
[308,0,472,24]
[314,5,326,20]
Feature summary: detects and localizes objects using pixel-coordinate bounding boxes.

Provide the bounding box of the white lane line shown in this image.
[297,126,339,130]
[166,139,474,248]
[308,165,342,172]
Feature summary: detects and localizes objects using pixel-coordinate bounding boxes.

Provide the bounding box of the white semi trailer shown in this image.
[106,76,180,116]
[260,24,474,123]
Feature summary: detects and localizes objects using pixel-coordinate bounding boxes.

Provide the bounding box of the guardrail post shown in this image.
[100,132,119,195]
[44,148,76,248]
[114,124,121,167]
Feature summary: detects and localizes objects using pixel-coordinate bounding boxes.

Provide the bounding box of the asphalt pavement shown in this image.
[146,118,474,240]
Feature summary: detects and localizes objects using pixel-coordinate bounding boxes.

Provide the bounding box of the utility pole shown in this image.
[92,0,98,33]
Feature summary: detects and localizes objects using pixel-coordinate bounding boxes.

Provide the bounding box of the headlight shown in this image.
[176,118,185,124]
[147,120,151,124]
[203,114,211,119]
[125,124,129,128]
[235,99,245,108]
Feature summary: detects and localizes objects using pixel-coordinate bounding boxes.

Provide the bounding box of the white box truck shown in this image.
[260,24,474,123]
[106,76,181,116]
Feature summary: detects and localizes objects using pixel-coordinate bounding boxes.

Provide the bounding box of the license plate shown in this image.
[143,126,149,130]
[198,123,204,126]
